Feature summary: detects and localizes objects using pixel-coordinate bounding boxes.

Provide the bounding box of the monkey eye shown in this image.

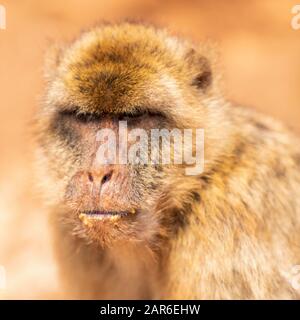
[75,112,100,123]
[59,109,100,123]
[117,110,165,121]
[117,111,144,121]
[58,108,166,124]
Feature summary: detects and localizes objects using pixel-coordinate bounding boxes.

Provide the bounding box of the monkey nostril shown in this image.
[101,171,113,185]
[87,172,94,183]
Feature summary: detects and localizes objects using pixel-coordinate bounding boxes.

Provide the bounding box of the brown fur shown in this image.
[35,22,300,299]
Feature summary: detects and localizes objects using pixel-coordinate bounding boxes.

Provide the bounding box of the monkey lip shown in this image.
[79,209,136,222]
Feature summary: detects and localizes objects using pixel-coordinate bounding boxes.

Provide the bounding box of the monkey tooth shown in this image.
[79,213,92,226]
[110,215,121,222]
[79,211,125,223]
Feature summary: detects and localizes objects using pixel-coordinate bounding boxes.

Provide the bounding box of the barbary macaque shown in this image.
[35,22,300,299]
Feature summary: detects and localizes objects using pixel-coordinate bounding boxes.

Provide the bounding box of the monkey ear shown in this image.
[186,49,213,92]
[43,41,65,81]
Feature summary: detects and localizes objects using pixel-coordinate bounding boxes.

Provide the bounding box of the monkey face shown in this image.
[41,109,177,245]
[38,23,213,246]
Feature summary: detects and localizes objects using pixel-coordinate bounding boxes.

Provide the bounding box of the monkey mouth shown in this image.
[79,209,136,222]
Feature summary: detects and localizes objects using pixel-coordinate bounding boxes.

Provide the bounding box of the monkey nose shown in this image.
[87,169,114,187]
[65,168,117,208]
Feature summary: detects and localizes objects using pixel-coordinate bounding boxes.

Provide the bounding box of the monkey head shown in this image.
[36,23,227,247]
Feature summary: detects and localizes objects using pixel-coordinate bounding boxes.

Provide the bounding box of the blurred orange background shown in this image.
[0,0,299,298]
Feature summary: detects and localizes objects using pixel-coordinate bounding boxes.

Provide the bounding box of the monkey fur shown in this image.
[35,22,300,299]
